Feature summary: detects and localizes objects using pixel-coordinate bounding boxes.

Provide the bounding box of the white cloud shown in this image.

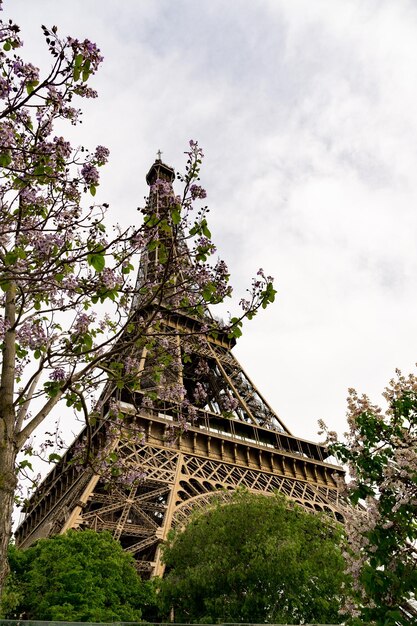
[7,0,417,444]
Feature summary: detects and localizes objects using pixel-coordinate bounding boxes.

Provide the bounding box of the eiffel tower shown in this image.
[15,156,344,577]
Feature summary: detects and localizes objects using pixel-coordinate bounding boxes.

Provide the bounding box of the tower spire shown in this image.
[132,154,177,308]
[145,153,175,186]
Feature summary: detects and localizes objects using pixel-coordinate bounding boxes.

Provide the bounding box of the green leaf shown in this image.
[18,459,33,471]
[201,219,211,239]
[202,283,215,302]
[26,80,39,95]
[3,42,11,52]
[159,218,171,234]
[82,333,93,351]
[48,453,61,463]
[33,164,45,176]
[261,282,277,309]
[15,344,28,359]
[144,214,159,227]
[4,250,18,266]
[172,206,181,225]
[44,381,61,398]
[74,53,84,68]
[0,151,12,167]
[158,242,168,264]
[73,67,81,82]
[82,59,91,82]
[228,317,243,339]
[90,185,96,196]
[87,253,105,272]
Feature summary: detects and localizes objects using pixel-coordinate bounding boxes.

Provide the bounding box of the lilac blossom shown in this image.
[190,184,207,200]
[11,60,39,84]
[81,162,99,185]
[220,395,239,412]
[101,267,118,290]
[193,382,207,405]
[72,312,95,335]
[151,178,173,197]
[53,136,72,159]
[49,367,66,381]
[17,320,46,350]
[94,145,110,166]
[0,316,10,340]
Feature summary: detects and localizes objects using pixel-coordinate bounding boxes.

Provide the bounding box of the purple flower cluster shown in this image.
[151,178,173,198]
[257,267,274,282]
[124,355,140,375]
[0,76,9,99]
[194,358,209,377]
[12,60,39,84]
[188,139,204,158]
[72,312,95,335]
[101,267,118,290]
[73,85,98,99]
[53,136,72,160]
[0,122,14,149]
[220,395,239,412]
[17,320,46,350]
[159,382,186,404]
[94,145,110,166]
[67,37,104,70]
[190,184,207,200]
[81,162,99,186]
[32,233,65,256]
[0,316,10,339]
[193,382,207,405]
[49,367,66,381]
[196,236,214,251]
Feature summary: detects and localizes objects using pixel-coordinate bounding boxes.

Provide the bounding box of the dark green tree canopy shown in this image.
[3,530,156,622]
[160,492,347,624]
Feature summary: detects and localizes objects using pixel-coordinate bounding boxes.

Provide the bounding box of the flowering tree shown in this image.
[0,5,276,597]
[322,370,417,625]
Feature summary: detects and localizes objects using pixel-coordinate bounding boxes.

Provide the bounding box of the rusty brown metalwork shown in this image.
[15,157,344,577]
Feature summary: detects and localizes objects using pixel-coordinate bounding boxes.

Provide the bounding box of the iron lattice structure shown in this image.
[15,157,344,577]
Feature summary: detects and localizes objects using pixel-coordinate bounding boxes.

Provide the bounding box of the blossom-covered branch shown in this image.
[321,370,417,625]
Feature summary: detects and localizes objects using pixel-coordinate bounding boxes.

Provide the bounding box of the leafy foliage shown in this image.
[159,492,347,624]
[322,370,417,625]
[2,530,157,621]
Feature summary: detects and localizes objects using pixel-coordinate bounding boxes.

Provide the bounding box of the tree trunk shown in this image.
[0,283,17,599]
[0,438,17,598]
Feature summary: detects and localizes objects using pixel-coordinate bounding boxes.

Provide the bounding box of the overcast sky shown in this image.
[8,0,417,442]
